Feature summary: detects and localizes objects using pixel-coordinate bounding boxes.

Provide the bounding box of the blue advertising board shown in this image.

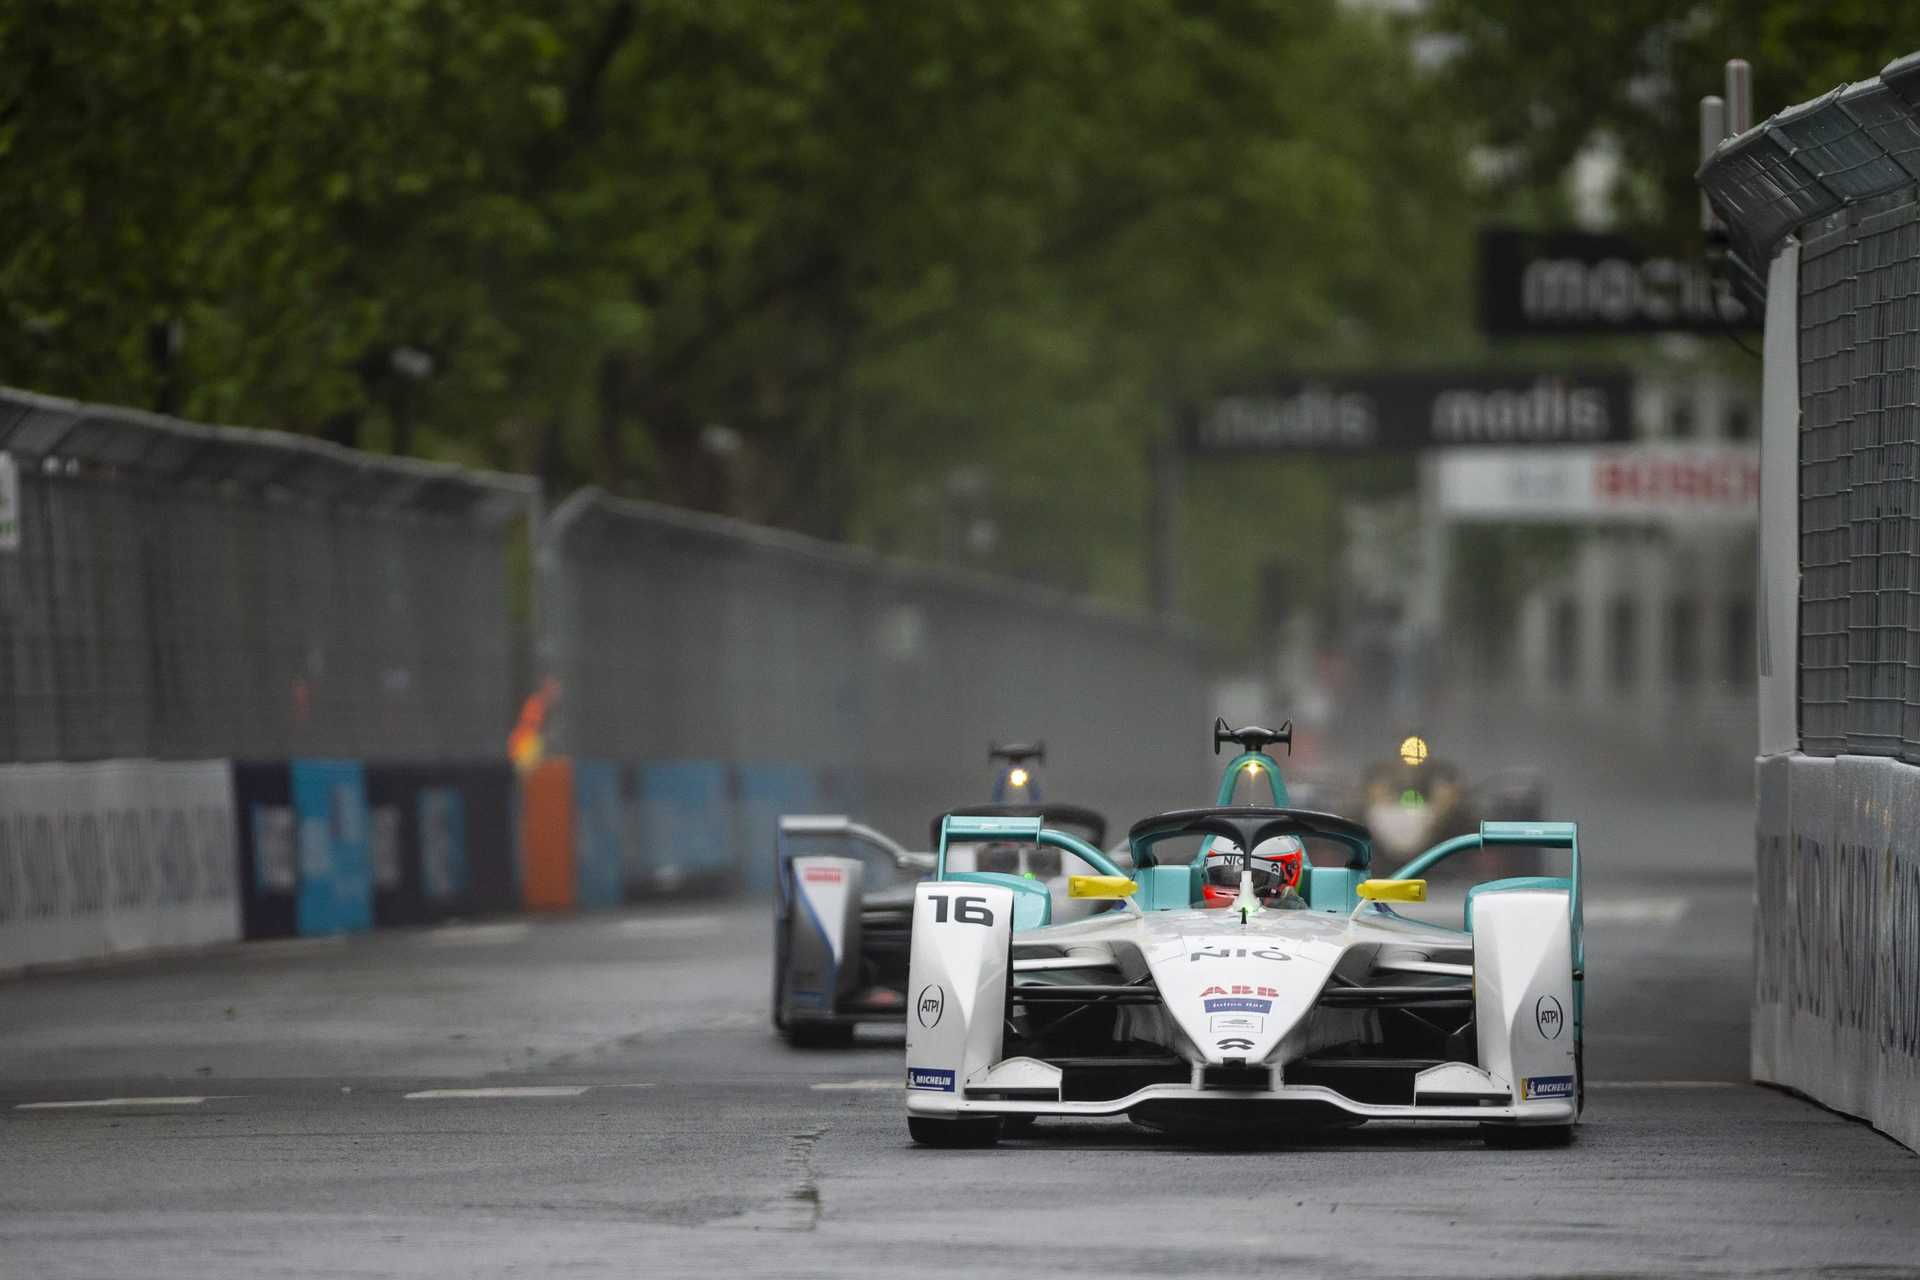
[635,761,733,888]
[572,758,625,908]
[735,764,824,895]
[292,759,372,935]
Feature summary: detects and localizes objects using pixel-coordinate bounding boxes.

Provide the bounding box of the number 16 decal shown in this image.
[927,893,994,926]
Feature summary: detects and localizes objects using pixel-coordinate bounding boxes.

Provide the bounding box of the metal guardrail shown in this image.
[0,389,537,762]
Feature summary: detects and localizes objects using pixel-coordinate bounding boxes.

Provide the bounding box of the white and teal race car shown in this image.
[903,792,1583,1148]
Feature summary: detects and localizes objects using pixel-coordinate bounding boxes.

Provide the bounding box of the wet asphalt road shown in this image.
[3,781,1919,1280]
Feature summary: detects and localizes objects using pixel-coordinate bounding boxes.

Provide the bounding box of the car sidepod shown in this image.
[1472,888,1580,1129]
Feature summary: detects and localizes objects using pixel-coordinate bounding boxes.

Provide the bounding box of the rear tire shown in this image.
[908,1115,1003,1148]
[783,1021,856,1049]
[1481,1122,1574,1149]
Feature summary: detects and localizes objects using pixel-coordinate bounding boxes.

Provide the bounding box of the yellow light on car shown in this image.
[1356,878,1427,903]
[1008,767,1029,788]
[1243,760,1262,774]
[1068,875,1138,899]
[1399,736,1429,767]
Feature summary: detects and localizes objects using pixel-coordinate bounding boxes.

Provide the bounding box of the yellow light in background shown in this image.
[1008,767,1029,788]
[1399,736,1429,767]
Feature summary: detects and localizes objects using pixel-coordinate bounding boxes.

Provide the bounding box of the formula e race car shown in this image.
[903,727,1582,1147]
[771,744,1107,1046]
[1356,734,1547,872]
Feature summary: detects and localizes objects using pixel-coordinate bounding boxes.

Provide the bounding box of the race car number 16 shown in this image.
[927,894,994,926]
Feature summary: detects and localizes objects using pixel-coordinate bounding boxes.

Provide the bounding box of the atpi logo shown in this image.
[1535,994,1565,1040]
[916,984,944,1029]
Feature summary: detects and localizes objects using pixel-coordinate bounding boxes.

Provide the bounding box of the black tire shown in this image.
[783,1021,856,1049]
[908,1115,1003,1148]
[771,921,788,1033]
[1481,1122,1575,1149]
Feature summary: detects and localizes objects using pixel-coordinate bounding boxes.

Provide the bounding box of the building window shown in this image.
[1668,598,1699,686]
[1610,597,1638,689]
[1551,598,1579,689]
[1726,598,1756,684]
[1725,401,1755,440]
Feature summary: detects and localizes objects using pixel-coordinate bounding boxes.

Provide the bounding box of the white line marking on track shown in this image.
[1582,898,1690,926]
[16,1096,216,1110]
[404,1086,591,1100]
[419,922,531,947]
[811,1080,902,1091]
[244,936,349,956]
[616,915,727,936]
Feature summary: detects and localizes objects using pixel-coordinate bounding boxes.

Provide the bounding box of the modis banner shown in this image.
[1187,370,1632,455]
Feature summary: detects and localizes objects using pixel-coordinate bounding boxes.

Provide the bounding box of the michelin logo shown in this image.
[908,1067,956,1092]
[1522,1074,1574,1100]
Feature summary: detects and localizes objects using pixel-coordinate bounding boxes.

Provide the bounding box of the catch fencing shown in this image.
[538,489,1212,893]
[0,389,1211,965]
[1700,49,1920,1149]
[0,388,534,763]
[1797,198,1920,759]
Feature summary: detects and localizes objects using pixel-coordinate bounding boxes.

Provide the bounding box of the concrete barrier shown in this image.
[1755,751,1920,1151]
[0,759,240,970]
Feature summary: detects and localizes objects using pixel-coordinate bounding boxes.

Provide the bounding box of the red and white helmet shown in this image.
[1200,835,1305,905]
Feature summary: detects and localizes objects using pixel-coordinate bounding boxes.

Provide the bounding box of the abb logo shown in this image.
[1199,984,1279,998]
[801,867,844,884]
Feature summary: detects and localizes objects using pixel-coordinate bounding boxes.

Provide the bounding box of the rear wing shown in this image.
[776,815,933,872]
[1392,820,1582,966]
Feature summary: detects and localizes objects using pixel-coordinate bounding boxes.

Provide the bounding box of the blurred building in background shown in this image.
[1501,364,1759,789]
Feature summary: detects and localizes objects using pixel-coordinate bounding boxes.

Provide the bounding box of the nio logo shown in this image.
[1216,1037,1255,1051]
[916,984,945,1029]
[1535,994,1565,1040]
[1190,946,1290,962]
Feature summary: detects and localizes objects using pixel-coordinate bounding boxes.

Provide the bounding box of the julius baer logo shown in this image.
[1201,984,1276,1015]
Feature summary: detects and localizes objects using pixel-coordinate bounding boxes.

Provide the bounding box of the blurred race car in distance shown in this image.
[1356,734,1547,875]
[771,743,1108,1046]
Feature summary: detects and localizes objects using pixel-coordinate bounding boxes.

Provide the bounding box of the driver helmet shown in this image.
[1200,835,1305,905]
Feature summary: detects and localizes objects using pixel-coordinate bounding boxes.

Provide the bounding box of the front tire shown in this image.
[908,1115,1003,1148]
[783,1020,856,1049]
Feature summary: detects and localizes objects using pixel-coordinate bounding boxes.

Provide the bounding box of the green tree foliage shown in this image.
[1425,1,1920,243]
[0,0,1480,625]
